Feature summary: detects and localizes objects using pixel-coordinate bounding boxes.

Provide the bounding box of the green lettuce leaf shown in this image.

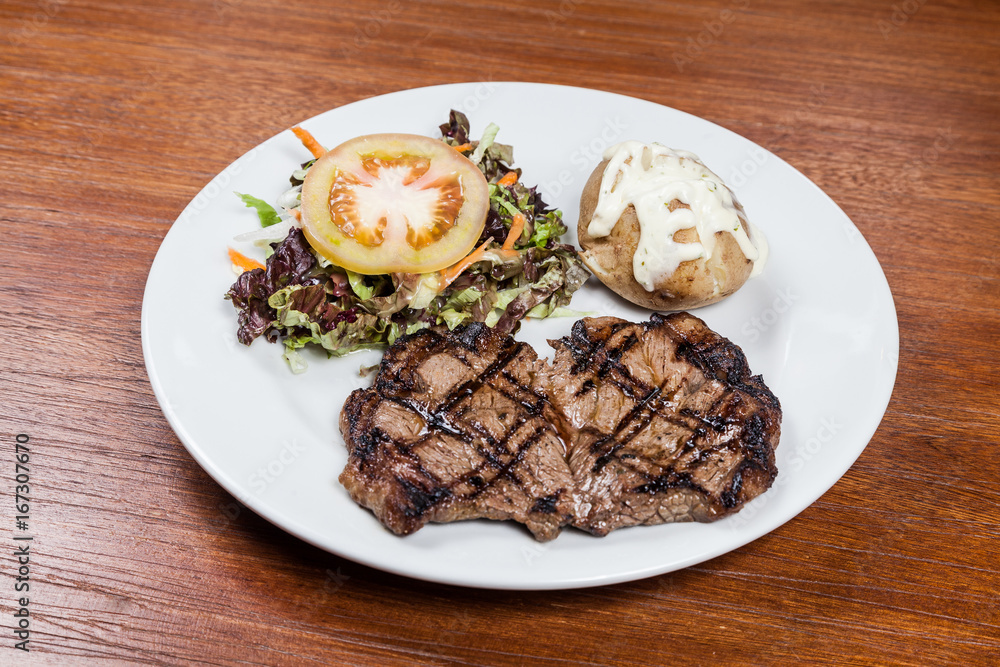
[236,193,282,228]
[347,270,374,300]
[469,122,500,164]
[444,286,483,310]
[529,211,568,248]
[437,308,471,329]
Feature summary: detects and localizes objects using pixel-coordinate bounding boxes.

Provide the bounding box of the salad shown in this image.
[226,111,589,372]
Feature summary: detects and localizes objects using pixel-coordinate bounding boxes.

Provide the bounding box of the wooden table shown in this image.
[3,0,998,664]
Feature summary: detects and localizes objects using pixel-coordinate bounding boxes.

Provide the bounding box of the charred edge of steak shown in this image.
[399,478,452,519]
[339,388,384,470]
[665,315,781,507]
[530,490,563,514]
[652,312,781,411]
[453,321,494,351]
[654,313,781,508]
[630,457,772,514]
[734,414,780,505]
[562,317,638,375]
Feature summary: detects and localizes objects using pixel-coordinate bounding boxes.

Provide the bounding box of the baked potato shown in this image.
[578,151,762,311]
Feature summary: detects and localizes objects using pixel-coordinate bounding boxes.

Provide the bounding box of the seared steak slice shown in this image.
[339,323,575,542]
[544,313,781,536]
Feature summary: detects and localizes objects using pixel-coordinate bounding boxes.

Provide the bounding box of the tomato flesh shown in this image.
[300,133,489,275]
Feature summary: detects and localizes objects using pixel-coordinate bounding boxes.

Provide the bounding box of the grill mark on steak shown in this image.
[386,396,465,441]
[477,423,549,492]
[562,322,653,401]
[340,313,781,541]
[590,386,663,469]
[630,469,711,503]
[563,318,637,372]
[399,478,452,518]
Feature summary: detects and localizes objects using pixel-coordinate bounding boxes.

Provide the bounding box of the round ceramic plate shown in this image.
[141,82,898,590]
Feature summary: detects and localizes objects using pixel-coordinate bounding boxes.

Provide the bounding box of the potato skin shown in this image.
[577,159,754,310]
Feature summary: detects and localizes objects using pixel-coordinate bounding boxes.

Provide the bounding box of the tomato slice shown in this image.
[300,133,489,275]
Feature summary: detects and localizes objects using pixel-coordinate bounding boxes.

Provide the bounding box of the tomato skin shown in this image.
[300,133,489,275]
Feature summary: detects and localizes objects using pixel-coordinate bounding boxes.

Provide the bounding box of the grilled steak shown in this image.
[543,313,781,536]
[340,313,781,540]
[339,323,575,542]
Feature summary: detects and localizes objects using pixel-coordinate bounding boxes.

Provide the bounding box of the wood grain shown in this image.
[2,0,998,664]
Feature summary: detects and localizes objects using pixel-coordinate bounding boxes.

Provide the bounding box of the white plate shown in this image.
[142,82,898,590]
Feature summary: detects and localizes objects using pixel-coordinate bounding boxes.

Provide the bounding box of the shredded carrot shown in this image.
[497,171,518,188]
[287,207,302,221]
[439,239,492,287]
[452,143,471,153]
[228,247,265,273]
[291,126,326,159]
[502,213,526,251]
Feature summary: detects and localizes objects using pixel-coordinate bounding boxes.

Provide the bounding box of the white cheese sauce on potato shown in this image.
[587,141,768,292]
